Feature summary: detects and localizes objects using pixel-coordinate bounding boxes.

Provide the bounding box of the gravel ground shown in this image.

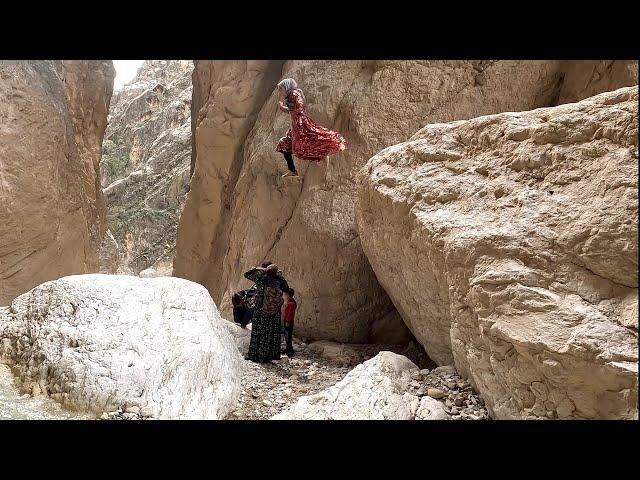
[227,340,352,420]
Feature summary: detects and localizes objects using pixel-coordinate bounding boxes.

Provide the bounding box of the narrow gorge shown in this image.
[0,60,637,420]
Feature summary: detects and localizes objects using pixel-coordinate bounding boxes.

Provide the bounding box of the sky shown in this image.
[113,60,145,90]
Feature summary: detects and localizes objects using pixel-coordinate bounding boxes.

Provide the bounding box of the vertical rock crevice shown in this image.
[173,60,286,292]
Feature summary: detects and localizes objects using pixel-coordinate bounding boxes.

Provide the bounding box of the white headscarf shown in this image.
[278,78,304,101]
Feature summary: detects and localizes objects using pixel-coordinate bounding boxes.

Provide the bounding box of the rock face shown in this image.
[174,60,637,345]
[0,60,114,305]
[356,86,639,419]
[174,60,285,286]
[0,274,243,419]
[99,60,193,275]
[272,351,449,420]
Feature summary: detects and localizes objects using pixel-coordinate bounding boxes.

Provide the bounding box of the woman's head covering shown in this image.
[278,78,304,100]
[265,263,279,277]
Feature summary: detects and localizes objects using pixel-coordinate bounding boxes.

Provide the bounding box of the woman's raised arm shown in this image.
[244,267,266,283]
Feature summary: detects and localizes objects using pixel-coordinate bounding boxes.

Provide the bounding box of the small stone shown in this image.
[427,388,446,399]
[140,407,154,417]
[444,380,456,389]
[31,383,41,396]
[432,365,457,376]
[263,400,272,407]
[416,387,426,396]
[450,407,459,415]
[454,397,464,407]
[410,380,421,388]
[420,369,430,375]
[100,412,110,420]
[125,405,140,414]
[410,371,423,381]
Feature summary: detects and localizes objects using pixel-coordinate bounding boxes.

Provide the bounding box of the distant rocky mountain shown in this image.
[100,60,193,275]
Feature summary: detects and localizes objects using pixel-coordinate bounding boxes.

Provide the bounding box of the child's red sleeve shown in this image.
[284,302,296,323]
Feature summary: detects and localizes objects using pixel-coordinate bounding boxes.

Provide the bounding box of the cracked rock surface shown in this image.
[175,60,637,346]
[356,86,639,419]
[0,274,243,419]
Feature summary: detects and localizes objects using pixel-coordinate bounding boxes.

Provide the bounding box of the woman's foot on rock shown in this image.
[282,171,299,178]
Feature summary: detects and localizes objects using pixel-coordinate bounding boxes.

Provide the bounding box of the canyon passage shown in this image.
[0,60,637,420]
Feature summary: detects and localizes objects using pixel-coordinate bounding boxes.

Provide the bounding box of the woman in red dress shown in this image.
[276,78,347,177]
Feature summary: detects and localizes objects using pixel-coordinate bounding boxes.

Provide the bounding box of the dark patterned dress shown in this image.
[276,89,348,161]
[244,268,290,363]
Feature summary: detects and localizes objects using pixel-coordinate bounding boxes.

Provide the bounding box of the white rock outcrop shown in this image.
[272,351,449,420]
[0,274,243,419]
[356,86,639,419]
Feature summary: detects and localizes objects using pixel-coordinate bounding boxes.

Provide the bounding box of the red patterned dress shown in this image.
[276,89,347,161]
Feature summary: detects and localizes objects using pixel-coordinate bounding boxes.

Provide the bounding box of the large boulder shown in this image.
[272,351,449,420]
[0,274,243,419]
[356,86,639,419]
[0,60,115,304]
[174,60,637,345]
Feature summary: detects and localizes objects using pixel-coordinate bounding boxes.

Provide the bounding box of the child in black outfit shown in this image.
[232,287,257,328]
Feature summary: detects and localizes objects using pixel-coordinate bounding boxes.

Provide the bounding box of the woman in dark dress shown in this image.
[276,78,347,178]
[244,263,290,363]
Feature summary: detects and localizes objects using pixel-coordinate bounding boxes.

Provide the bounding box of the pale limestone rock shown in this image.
[0,274,243,419]
[138,267,157,278]
[416,396,450,420]
[175,60,637,345]
[99,229,121,274]
[222,321,251,357]
[356,86,639,419]
[272,351,448,420]
[0,60,114,304]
